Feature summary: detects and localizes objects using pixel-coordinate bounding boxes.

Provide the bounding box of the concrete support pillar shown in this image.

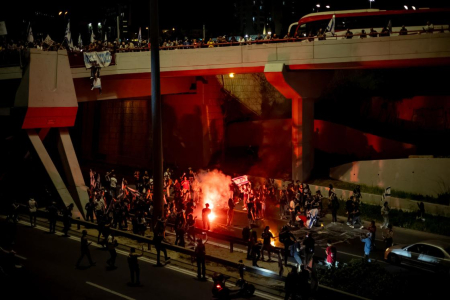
[264,63,315,181]
[291,97,314,182]
[27,129,82,218]
[57,128,89,218]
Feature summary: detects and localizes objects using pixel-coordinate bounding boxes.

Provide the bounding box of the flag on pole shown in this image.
[0,21,7,36]
[387,20,392,33]
[43,34,54,46]
[64,20,73,48]
[78,34,83,47]
[326,15,335,35]
[138,27,142,45]
[90,29,95,43]
[27,22,34,43]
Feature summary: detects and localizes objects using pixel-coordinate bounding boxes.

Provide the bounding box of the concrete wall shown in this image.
[68,33,450,78]
[330,158,450,197]
[308,184,450,218]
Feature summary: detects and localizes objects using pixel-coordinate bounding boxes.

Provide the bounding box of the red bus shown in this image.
[291,8,450,37]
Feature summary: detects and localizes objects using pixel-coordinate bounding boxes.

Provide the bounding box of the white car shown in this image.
[384,240,450,273]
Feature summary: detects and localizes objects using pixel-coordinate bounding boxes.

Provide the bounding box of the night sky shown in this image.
[1,0,449,41]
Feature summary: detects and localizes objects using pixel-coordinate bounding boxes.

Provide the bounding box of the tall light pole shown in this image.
[369,0,375,9]
[150,0,163,221]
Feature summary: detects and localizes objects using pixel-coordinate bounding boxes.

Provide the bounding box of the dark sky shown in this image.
[1,0,449,40]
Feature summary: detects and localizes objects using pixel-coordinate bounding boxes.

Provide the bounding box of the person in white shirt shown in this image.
[423,21,434,33]
[110,174,117,198]
[95,197,105,222]
[28,198,38,227]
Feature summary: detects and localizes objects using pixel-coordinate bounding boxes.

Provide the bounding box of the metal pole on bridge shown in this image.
[150,0,164,221]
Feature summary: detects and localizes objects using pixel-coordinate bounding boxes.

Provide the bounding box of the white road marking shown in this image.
[86,281,136,300]
[15,254,27,260]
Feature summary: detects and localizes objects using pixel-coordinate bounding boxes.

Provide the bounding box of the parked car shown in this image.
[384,240,450,273]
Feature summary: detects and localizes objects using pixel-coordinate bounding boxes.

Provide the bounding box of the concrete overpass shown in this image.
[5,33,450,217]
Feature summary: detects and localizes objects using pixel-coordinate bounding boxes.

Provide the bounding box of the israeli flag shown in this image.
[90,30,95,43]
[382,186,391,201]
[138,27,142,45]
[64,20,73,48]
[78,34,83,47]
[326,15,335,35]
[27,22,34,43]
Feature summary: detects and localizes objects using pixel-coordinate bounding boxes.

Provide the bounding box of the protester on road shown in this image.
[195,238,206,280]
[128,246,143,286]
[227,198,235,227]
[28,198,38,227]
[284,266,298,300]
[47,202,59,234]
[382,224,394,248]
[330,193,339,223]
[106,233,118,268]
[202,203,211,231]
[368,220,377,250]
[303,232,315,267]
[85,199,95,223]
[279,225,296,266]
[154,218,170,266]
[325,240,337,267]
[381,201,390,229]
[76,230,96,268]
[261,226,274,261]
[361,232,372,262]
[62,204,74,237]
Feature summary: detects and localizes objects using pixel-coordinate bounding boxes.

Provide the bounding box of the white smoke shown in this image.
[197,169,232,210]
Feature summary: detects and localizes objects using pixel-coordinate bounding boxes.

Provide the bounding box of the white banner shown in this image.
[83,51,112,68]
[232,175,249,186]
[0,21,7,36]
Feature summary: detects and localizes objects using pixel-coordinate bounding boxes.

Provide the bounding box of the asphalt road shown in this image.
[0,220,269,300]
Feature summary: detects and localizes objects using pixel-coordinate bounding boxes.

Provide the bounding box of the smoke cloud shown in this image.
[197,169,232,210]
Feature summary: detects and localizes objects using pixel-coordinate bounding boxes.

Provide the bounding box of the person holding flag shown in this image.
[138,27,142,47]
[326,15,335,36]
[64,20,73,49]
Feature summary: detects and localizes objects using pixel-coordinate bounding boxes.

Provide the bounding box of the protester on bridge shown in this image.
[127,246,143,285]
[423,21,434,33]
[325,240,337,267]
[94,196,105,223]
[380,27,390,37]
[382,224,394,248]
[28,198,38,227]
[186,214,197,244]
[360,29,367,38]
[380,201,390,229]
[106,233,118,268]
[307,31,315,42]
[369,28,378,37]
[400,25,408,35]
[76,230,96,268]
[345,28,354,39]
[62,203,74,237]
[46,201,59,234]
[361,232,372,262]
[318,28,326,40]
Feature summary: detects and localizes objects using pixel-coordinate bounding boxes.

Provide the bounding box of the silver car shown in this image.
[384,240,450,273]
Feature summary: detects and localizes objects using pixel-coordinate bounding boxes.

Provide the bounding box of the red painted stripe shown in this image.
[160,66,265,77]
[298,8,450,26]
[22,107,78,129]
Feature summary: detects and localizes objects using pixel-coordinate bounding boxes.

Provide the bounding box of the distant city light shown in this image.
[146,27,148,30]
[412,6,416,10]
[58,11,62,15]
[404,5,408,10]
[172,27,175,30]
[98,22,101,26]
[65,11,68,15]
[316,4,320,7]
[229,73,235,78]
[326,5,330,8]
[268,31,272,35]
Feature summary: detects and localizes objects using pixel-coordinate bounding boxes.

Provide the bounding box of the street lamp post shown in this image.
[149,0,164,221]
[369,0,375,9]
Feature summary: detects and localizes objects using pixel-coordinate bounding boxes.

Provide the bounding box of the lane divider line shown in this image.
[86,281,136,300]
